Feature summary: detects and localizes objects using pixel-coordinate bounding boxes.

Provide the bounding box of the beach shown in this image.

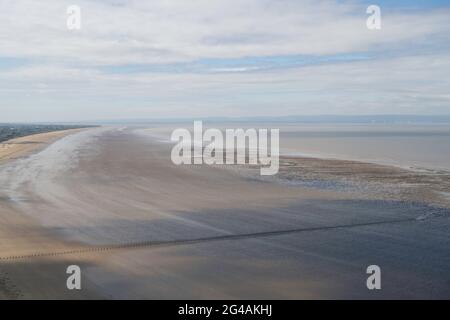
[0,126,449,299]
[0,128,87,163]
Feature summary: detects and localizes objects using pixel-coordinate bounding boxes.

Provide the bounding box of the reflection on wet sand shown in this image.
[0,127,449,299]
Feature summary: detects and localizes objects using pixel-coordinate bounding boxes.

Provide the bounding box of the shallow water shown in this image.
[142,122,450,171]
[279,123,450,171]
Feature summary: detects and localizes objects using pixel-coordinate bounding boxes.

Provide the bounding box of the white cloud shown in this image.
[1,53,449,120]
[0,0,449,121]
[0,0,448,64]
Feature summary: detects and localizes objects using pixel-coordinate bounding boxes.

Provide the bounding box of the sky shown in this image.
[0,0,449,122]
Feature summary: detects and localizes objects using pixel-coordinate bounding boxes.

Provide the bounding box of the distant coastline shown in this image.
[78,115,450,125]
[0,124,98,144]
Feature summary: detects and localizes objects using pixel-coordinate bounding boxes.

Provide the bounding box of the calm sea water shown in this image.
[142,123,450,172]
[278,124,450,171]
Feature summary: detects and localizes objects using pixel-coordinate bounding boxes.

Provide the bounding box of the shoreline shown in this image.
[289,157,449,208]
[1,127,449,299]
[219,154,450,210]
[0,128,95,164]
[0,127,104,299]
[281,151,450,175]
[276,155,450,209]
[137,124,450,174]
[135,129,450,209]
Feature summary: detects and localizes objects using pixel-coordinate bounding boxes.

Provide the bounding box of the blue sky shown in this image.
[0,0,449,122]
[359,0,450,10]
[100,53,371,74]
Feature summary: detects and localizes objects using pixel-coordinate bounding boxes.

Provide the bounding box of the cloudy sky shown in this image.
[0,0,449,122]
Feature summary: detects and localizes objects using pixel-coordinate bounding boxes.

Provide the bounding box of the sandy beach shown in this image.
[0,129,87,164]
[0,127,449,299]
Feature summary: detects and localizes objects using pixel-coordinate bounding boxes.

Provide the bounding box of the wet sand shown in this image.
[0,129,86,163]
[0,127,449,299]
[239,155,450,210]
